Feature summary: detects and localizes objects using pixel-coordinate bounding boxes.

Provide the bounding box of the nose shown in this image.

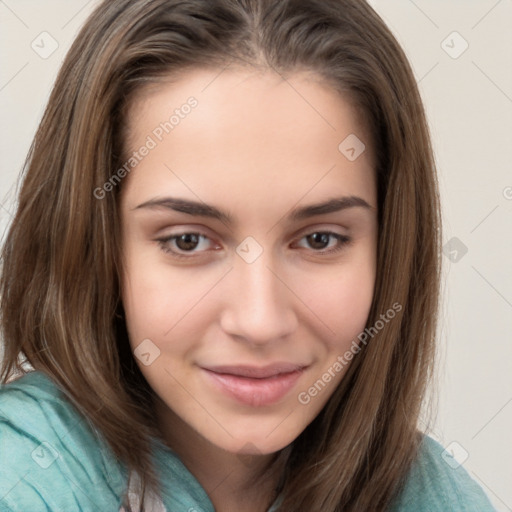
[219,253,298,346]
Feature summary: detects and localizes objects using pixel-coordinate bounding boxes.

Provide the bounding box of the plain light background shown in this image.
[0,1,511,510]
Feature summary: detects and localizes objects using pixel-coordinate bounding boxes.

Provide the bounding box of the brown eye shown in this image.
[175,233,201,251]
[306,232,331,250]
[156,232,218,258]
[295,231,351,254]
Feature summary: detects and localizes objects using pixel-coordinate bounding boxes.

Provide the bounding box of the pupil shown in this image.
[308,233,329,249]
[176,233,199,251]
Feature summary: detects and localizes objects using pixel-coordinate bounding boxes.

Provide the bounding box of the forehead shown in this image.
[121,67,376,211]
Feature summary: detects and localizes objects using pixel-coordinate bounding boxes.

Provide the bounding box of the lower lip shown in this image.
[202,369,304,407]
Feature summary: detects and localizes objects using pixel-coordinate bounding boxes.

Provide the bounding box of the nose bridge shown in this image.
[219,248,297,343]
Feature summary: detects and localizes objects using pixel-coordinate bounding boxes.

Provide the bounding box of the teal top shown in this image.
[0,371,496,511]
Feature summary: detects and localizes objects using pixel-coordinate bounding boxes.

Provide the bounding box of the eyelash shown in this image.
[155,231,351,259]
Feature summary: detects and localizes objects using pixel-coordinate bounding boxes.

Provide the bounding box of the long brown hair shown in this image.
[0,0,441,510]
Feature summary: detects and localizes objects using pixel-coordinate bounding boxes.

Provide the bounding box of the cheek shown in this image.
[121,248,216,351]
[120,253,229,419]
[296,255,376,351]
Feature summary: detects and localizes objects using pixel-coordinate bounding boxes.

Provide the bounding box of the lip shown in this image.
[204,363,306,379]
[201,363,307,407]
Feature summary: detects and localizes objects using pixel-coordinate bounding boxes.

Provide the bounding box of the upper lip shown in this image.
[202,363,307,379]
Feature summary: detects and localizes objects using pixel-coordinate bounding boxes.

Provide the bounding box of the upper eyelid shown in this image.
[293,223,348,237]
[155,226,220,244]
[158,226,347,240]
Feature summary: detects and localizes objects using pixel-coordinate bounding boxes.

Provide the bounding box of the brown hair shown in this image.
[0,0,441,510]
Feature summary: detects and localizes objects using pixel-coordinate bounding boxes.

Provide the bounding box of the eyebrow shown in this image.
[133,195,374,225]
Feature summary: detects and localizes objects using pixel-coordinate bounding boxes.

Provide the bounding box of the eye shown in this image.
[156,232,219,258]
[294,231,351,254]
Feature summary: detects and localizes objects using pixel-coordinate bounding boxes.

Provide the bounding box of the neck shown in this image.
[155,399,287,512]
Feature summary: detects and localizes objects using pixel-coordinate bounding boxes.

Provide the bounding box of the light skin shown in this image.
[120,67,378,512]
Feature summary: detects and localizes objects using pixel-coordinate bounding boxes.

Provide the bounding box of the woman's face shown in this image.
[120,67,378,456]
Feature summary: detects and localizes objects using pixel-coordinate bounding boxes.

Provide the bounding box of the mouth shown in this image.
[200,363,308,407]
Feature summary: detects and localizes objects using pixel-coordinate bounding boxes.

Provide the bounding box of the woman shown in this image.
[0,0,496,510]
